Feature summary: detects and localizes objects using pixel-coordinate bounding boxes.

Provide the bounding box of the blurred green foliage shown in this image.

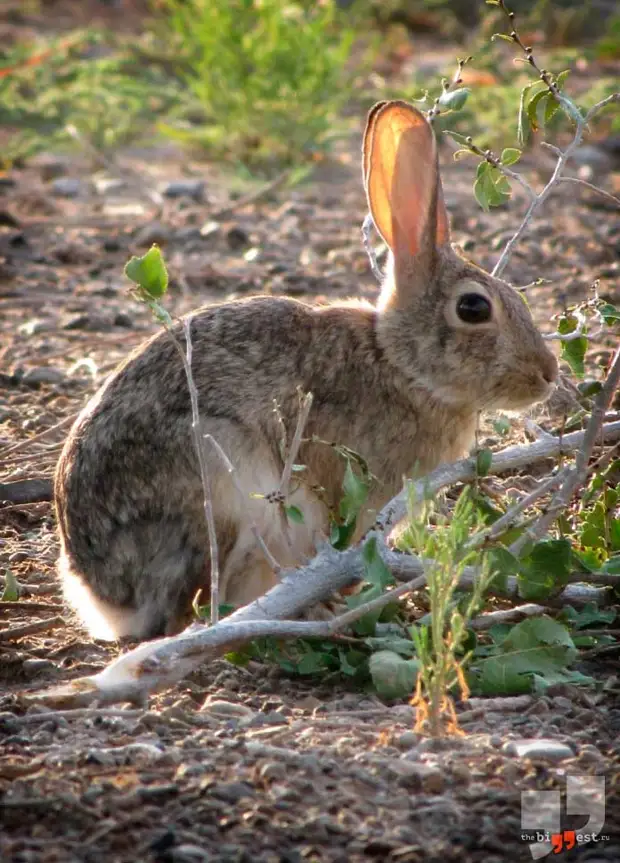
[0,0,617,169]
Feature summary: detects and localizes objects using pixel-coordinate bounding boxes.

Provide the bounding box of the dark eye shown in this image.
[456,293,492,324]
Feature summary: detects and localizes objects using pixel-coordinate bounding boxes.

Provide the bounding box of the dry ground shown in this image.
[1,6,620,861]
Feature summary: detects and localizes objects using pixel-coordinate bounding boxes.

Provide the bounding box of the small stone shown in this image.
[209,781,255,804]
[552,696,574,714]
[32,153,70,181]
[94,177,127,195]
[134,222,172,247]
[22,659,56,674]
[63,314,112,332]
[392,759,445,793]
[395,731,419,750]
[258,761,287,782]
[8,550,28,563]
[226,225,250,250]
[174,227,203,244]
[160,180,205,201]
[18,319,51,337]
[503,738,575,761]
[200,220,220,238]
[201,698,255,718]
[296,695,322,712]
[22,367,66,386]
[51,177,83,198]
[171,844,210,862]
[113,312,134,329]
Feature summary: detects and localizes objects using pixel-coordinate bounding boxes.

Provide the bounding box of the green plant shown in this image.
[156,0,358,167]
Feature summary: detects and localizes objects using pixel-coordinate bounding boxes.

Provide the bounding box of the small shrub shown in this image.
[155,0,358,166]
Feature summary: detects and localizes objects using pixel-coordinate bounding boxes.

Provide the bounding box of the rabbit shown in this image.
[54,100,558,641]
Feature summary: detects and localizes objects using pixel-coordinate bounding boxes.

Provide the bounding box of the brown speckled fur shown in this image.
[54,102,557,641]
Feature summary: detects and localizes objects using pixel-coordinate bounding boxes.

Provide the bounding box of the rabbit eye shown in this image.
[456,293,492,324]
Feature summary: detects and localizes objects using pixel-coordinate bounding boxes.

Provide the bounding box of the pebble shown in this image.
[226,225,250,250]
[257,760,287,782]
[209,781,255,804]
[22,659,56,674]
[134,221,172,247]
[94,177,127,195]
[171,845,210,862]
[18,320,52,337]
[201,698,255,718]
[113,311,134,329]
[160,179,205,201]
[395,731,420,750]
[389,759,445,793]
[51,177,83,198]
[22,367,66,386]
[503,738,575,761]
[63,313,112,332]
[553,696,575,713]
[32,153,70,181]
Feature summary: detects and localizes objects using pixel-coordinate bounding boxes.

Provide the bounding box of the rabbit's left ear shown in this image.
[363,101,450,267]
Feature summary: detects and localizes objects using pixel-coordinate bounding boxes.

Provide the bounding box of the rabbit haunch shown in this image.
[54,101,557,641]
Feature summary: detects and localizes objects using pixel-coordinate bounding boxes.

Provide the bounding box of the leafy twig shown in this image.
[509,346,620,555]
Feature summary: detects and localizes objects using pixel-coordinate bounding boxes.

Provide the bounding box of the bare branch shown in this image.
[510,347,620,555]
[558,177,620,208]
[375,419,620,532]
[180,318,220,625]
[28,420,620,709]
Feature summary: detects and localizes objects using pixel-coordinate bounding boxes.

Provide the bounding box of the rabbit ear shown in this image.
[362,100,388,190]
[364,101,450,271]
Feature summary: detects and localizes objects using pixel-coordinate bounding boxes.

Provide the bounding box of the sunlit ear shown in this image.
[364,101,450,262]
[362,100,388,190]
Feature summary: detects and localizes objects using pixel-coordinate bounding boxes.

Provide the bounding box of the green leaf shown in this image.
[124,245,169,299]
[517,85,532,147]
[561,602,616,630]
[364,635,417,658]
[518,538,572,601]
[558,314,587,378]
[602,555,620,575]
[599,303,620,324]
[453,148,474,161]
[444,130,470,146]
[362,536,394,589]
[346,583,382,636]
[487,546,520,593]
[555,69,570,90]
[369,650,420,700]
[526,88,549,132]
[500,147,521,166]
[473,616,577,695]
[476,448,493,476]
[492,416,511,436]
[339,459,370,526]
[1,568,19,602]
[545,93,561,125]
[492,32,515,42]
[285,504,304,524]
[437,88,471,112]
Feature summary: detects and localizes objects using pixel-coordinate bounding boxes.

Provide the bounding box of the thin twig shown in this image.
[204,433,281,574]
[375,419,620,532]
[277,390,313,498]
[558,177,620,208]
[0,413,77,460]
[509,347,620,555]
[180,318,220,626]
[0,616,65,641]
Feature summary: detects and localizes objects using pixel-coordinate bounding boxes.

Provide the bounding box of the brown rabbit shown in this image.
[55,101,557,641]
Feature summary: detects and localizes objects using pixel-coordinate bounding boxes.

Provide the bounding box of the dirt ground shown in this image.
[1,5,620,862]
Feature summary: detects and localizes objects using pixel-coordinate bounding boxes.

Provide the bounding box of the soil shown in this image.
[1,4,620,862]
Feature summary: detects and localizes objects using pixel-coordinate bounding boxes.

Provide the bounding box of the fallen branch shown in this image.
[28,420,620,709]
[375,419,620,531]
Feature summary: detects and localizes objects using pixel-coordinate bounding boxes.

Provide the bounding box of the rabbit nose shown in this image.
[541,350,558,385]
